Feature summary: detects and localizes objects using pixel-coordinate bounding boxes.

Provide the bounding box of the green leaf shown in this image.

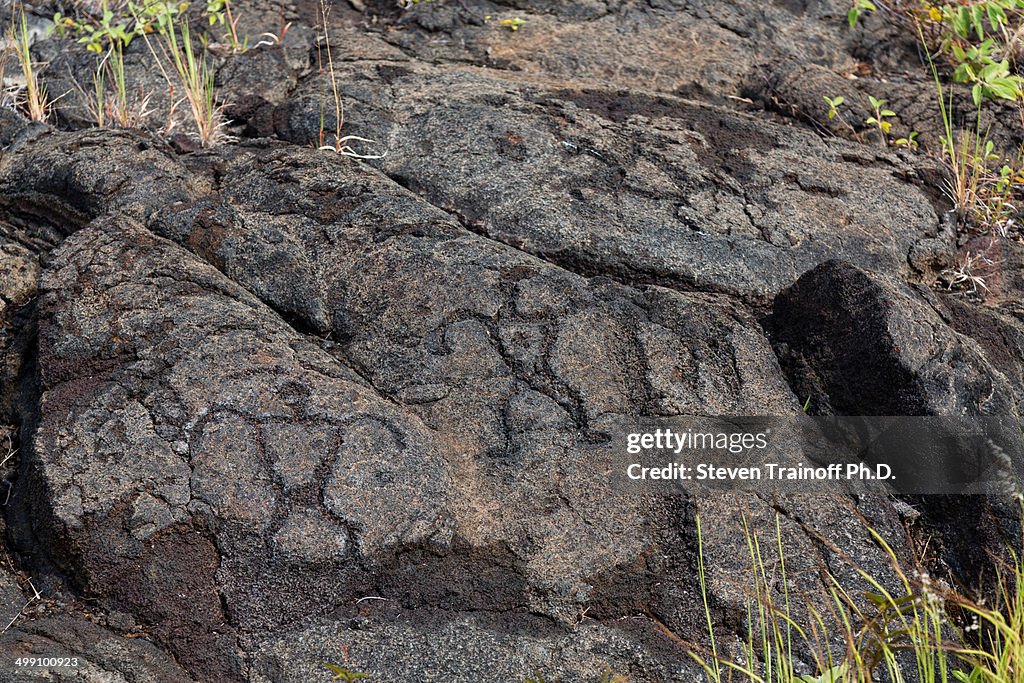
[971,4,986,37]
[953,7,970,37]
[864,592,889,607]
[322,663,369,681]
[989,81,1019,100]
[796,663,850,683]
[988,3,1007,30]
[979,61,1009,81]
[973,83,984,105]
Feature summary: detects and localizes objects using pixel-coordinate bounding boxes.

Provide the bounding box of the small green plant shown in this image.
[823,95,845,120]
[894,130,920,148]
[500,17,526,31]
[205,0,246,53]
[53,4,140,54]
[848,0,877,28]
[949,39,1023,105]
[865,95,896,141]
[795,663,849,683]
[822,95,864,142]
[953,666,985,683]
[323,663,369,681]
[483,14,527,31]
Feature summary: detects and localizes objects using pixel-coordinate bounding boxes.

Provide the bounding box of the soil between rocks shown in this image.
[0,0,1022,681]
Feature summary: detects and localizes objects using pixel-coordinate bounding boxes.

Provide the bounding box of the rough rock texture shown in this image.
[272,60,945,301]
[0,0,1022,680]
[768,260,1019,417]
[0,238,39,421]
[0,615,199,683]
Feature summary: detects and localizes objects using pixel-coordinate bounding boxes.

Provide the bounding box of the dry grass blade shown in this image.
[9,5,51,121]
[0,40,15,109]
[0,577,40,635]
[317,134,386,159]
[944,251,996,294]
[135,1,228,146]
[70,44,152,129]
[316,0,384,158]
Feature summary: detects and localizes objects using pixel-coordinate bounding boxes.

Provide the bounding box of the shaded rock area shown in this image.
[0,0,1022,681]
[768,260,1019,417]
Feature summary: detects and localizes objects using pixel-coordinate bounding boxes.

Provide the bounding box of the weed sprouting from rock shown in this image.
[690,505,1024,683]
[131,0,230,146]
[315,0,384,159]
[839,1,1024,298]
[8,5,52,121]
[323,663,369,681]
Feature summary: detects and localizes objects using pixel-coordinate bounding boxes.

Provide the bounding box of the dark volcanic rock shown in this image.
[248,608,704,682]
[0,616,199,683]
[272,61,946,301]
[0,538,197,683]
[0,238,39,421]
[0,128,202,230]
[2,133,920,680]
[768,260,1018,416]
[1,0,1022,680]
[25,217,463,677]
[363,0,874,98]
